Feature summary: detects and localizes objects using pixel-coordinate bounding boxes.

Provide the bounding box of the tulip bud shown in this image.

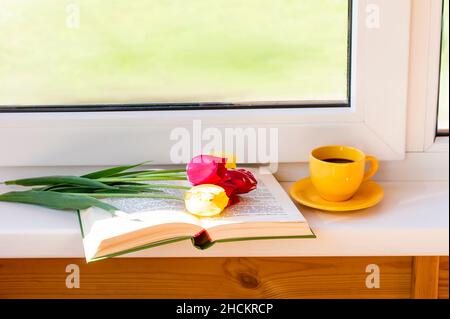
[185,184,229,217]
[186,155,227,186]
[223,169,257,195]
[208,151,237,169]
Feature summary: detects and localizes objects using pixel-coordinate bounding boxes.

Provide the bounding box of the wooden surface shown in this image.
[411,256,440,299]
[439,256,449,299]
[0,257,413,299]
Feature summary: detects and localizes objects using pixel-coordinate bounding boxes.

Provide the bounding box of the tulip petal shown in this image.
[185,184,229,217]
[222,169,257,195]
[186,155,227,186]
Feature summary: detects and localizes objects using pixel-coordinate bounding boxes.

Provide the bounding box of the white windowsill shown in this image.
[0,166,448,258]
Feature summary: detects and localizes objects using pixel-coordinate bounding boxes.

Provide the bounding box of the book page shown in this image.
[80,167,306,239]
[79,193,201,260]
[199,167,306,229]
[80,186,199,245]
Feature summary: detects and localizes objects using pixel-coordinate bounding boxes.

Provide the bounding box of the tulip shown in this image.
[185,184,229,217]
[208,151,237,169]
[186,155,227,186]
[222,169,257,195]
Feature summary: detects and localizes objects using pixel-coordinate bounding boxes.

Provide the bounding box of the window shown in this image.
[0,1,413,166]
[438,0,449,134]
[0,0,349,109]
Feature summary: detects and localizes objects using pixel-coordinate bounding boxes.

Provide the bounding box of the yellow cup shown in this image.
[310,146,379,202]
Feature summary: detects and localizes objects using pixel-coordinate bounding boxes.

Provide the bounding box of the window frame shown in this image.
[437,0,449,137]
[407,0,449,154]
[0,0,415,166]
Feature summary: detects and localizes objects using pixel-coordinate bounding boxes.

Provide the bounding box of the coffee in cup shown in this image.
[309,146,379,202]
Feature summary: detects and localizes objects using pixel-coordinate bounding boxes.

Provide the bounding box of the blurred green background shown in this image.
[0,0,349,105]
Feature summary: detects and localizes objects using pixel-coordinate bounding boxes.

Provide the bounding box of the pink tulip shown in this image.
[186,155,227,186]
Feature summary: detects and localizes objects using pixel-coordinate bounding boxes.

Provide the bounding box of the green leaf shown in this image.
[108,170,155,178]
[35,184,95,192]
[5,176,117,190]
[82,161,152,179]
[0,191,118,212]
[43,187,104,193]
[33,186,162,194]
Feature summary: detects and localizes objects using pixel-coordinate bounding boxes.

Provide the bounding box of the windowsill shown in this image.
[0,167,448,258]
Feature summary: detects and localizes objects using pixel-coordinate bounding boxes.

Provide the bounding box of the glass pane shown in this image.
[438,0,449,132]
[0,0,349,106]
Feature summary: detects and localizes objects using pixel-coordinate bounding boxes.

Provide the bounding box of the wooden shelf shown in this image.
[0,256,447,299]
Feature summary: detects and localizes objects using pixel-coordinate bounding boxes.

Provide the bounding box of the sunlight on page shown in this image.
[200,170,307,229]
[78,168,311,261]
[82,207,201,260]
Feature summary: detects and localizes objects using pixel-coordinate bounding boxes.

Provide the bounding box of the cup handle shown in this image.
[363,155,379,181]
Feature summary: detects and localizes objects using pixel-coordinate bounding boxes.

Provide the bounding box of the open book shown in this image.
[78,167,315,262]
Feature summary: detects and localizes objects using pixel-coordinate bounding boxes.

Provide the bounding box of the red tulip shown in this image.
[212,179,239,207]
[186,155,227,186]
[218,179,239,197]
[222,169,257,195]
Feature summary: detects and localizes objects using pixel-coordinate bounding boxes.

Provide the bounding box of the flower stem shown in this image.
[67,193,184,201]
[134,169,187,175]
[98,176,187,183]
[116,184,190,190]
[113,169,187,178]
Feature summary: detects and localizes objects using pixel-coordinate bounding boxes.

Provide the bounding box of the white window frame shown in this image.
[0,0,432,166]
[407,0,449,154]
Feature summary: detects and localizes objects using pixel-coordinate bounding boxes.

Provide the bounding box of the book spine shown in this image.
[191,229,216,250]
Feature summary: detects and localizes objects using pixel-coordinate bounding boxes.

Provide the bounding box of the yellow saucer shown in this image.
[290,178,384,212]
